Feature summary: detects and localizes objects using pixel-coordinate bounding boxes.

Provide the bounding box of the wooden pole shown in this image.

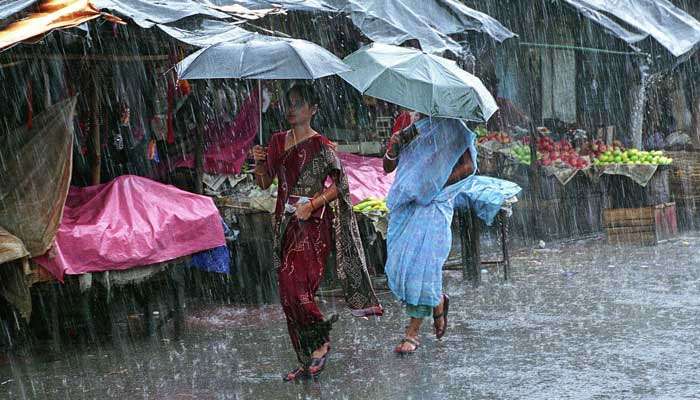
[524,48,542,239]
[461,209,481,286]
[5,53,170,62]
[190,97,204,195]
[90,75,101,185]
[692,94,700,149]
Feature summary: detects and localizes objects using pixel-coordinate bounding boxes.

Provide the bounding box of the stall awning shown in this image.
[0,0,283,51]
[564,0,700,58]
[0,0,123,51]
[91,0,230,28]
[211,0,516,54]
[0,227,29,265]
[157,19,256,48]
[0,0,39,20]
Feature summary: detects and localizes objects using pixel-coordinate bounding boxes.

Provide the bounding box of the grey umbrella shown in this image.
[175,35,351,143]
[176,35,350,80]
[340,43,497,122]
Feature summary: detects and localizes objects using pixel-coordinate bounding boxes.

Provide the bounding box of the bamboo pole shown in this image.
[4,53,170,62]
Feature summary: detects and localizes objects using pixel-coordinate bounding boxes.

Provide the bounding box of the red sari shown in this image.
[265,131,381,365]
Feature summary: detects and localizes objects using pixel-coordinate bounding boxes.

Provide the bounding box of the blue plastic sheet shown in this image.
[190,221,233,274]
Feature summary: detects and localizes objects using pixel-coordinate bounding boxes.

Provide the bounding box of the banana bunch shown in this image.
[353,197,388,214]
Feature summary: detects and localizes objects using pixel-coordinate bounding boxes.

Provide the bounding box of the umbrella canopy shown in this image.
[339,43,497,122]
[176,35,350,80]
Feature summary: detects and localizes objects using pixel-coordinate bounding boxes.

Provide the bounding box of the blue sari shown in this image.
[385,118,521,308]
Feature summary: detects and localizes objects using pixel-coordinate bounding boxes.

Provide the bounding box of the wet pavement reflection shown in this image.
[1,234,699,399]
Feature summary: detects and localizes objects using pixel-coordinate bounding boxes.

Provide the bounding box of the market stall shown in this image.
[474,126,678,243]
[476,127,603,239]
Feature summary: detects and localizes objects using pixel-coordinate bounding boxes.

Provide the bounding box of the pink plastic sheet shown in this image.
[175,91,259,174]
[338,152,395,205]
[34,175,225,282]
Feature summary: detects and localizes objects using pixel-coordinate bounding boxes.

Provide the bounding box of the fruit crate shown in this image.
[603,203,678,246]
[603,166,671,208]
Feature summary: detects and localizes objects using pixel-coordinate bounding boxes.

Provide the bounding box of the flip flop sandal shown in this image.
[283,366,309,382]
[394,337,420,355]
[433,294,450,340]
[308,345,331,377]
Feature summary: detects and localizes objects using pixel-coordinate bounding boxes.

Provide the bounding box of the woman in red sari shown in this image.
[252,84,382,381]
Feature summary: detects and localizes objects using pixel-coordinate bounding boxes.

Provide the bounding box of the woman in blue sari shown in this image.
[383,116,521,354]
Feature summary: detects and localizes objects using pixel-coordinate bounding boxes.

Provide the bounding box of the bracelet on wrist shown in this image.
[384,151,398,161]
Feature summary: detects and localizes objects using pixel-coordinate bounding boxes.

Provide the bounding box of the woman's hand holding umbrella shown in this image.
[252,145,267,163]
[252,145,273,189]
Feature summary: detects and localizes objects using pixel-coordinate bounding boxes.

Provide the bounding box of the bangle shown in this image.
[384,151,398,161]
[321,193,329,205]
[310,198,318,211]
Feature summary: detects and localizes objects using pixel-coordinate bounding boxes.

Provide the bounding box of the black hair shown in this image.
[285,83,320,107]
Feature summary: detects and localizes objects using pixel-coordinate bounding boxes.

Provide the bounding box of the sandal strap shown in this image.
[400,337,420,347]
[284,367,307,381]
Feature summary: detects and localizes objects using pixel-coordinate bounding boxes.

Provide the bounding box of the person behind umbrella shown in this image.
[252,83,382,381]
[383,115,476,354]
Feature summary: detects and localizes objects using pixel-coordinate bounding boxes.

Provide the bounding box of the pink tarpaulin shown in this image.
[338,152,395,205]
[175,91,260,174]
[34,175,225,282]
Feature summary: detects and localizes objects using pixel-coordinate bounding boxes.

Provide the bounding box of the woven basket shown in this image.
[668,151,700,198]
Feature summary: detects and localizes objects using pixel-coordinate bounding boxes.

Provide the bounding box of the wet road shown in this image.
[2,234,699,399]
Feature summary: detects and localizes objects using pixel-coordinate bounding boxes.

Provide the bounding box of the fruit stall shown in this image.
[352,197,390,274]
[476,128,602,239]
[474,127,676,242]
